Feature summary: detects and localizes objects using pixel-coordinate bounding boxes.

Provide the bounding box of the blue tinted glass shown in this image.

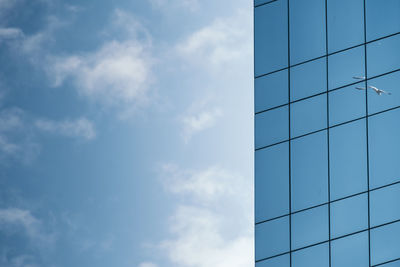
[290,58,327,101]
[369,109,400,189]
[256,254,290,267]
[330,120,367,200]
[255,106,289,149]
[255,216,290,260]
[371,183,400,227]
[255,70,288,112]
[328,46,365,90]
[368,71,400,114]
[255,142,289,223]
[291,131,328,211]
[292,243,329,267]
[367,35,400,78]
[378,260,400,267]
[255,0,276,6]
[290,94,327,138]
[290,0,326,65]
[255,1,288,76]
[329,83,366,126]
[327,0,364,53]
[371,221,400,266]
[291,205,329,250]
[366,0,400,41]
[331,231,369,267]
[330,193,368,238]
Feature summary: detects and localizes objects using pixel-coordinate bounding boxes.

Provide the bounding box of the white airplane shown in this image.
[369,85,392,95]
[355,87,366,90]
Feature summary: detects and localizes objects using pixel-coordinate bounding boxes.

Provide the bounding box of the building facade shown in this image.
[254,0,400,266]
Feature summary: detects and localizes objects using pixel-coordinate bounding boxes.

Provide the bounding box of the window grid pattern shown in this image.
[254,0,400,266]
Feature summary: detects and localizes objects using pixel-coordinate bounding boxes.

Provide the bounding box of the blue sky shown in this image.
[0,1,253,267]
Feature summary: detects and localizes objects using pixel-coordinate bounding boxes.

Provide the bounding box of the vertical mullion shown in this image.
[287,0,292,266]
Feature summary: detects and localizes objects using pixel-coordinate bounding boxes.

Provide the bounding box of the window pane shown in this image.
[330,193,368,238]
[371,183,400,227]
[255,0,276,6]
[290,94,327,138]
[292,243,329,267]
[327,0,364,53]
[369,108,400,189]
[368,71,400,115]
[331,231,369,267]
[255,1,288,76]
[291,205,329,250]
[328,46,365,90]
[290,58,327,101]
[376,260,400,267]
[291,131,328,211]
[255,70,288,113]
[256,216,290,260]
[366,0,400,41]
[255,142,289,223]
[330,120,368,200]
[289,0,325,65]
[371,221,400,266]
[256,254,290,267]
[255,106,289,149]
[367,35,400,78]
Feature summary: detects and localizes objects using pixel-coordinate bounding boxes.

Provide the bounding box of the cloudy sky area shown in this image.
[0,0,253,266]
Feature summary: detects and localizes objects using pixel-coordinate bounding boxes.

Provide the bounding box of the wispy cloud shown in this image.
[182,107,222,143]
[138,262,159,267]
[35,117,96,140]
[148,0,199,12]
[0,27,23,40]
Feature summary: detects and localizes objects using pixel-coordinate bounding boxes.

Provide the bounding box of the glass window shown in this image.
[371,183,400,227]
[256,254,290,267]
[329,82,366,126]
[289,0,326,65]
[329,120,368,200]
[255,1,288,76]
[291,205,329,250]
[255,106,289,149]
[331,231,369,267]
[327,0,364,53]
[290,58,327,101]
[371,221,400,266]
[255,0,276,6]
[330,193,368,238]
[255,142,289,223]
[291,131,328,211]
[328,46,365,90]
[255,69,288,113]
[292,243,329,267]
[290,94,327,138]
[366,0,400,41]
[369,108,400,189]
[367,34,400,78]
[255,216,290,261]
[376,260,400,267]
[368,71,400,115]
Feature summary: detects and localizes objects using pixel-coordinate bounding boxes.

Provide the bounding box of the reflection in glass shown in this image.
[291,205,329,250]
[376,260,400,267]
[371,183,400,227]
[255,142,289,223]
[368,71,400,115]
[255,69,288,113]
[292,243,329,267]
[291,131,328,211]
[369,109,400,189]
[255,216,290,260]
[367,35,400,78]
[366,0,400,41]
[330,120,367,200]
[255,1,288,76]
[290,58,326,101]
[330,193,368,238]
[331,231,369,267]
[371,221,400,266]
[256,254,290,267]
[289,0,325,65]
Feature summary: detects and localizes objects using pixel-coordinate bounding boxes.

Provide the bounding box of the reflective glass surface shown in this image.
[289,0,326,65]
[255,142,289,223]
[255,216,290,260]
[329,119,367,200]
[255,0,276,6]
[290,58,327,101]
[371,221,400,266]
[378,260,400,267]
[256,254,290,267]
[255,69,288,113]
[366,0,400,41]
[291,131,328,211]
[255,1,288,76]
[367,34,400,78]
[331,231,369,267]
[255,106,289,149]
[369,108,400,189]
[330,193,368,238]
[327,0,364,53]
[368,71,400,115]
[370,183,400,227]
[291,205,329,250]
[292,243,329,267]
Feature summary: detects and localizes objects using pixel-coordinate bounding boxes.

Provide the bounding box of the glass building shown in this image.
[254,0,400,266]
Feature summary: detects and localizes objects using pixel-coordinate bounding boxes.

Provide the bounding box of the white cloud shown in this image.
[0,27,23,40]
[138,262,159,267]
[0,108,25,156]
[148,0,199,12]
[35,117,96,140]
[182,107,222,142]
